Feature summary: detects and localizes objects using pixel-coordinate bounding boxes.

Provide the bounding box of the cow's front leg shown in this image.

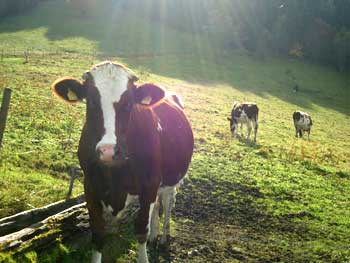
[86,198,105,263]
[149,197,160,243]
[135,195,156,263]
[160,186,177,245]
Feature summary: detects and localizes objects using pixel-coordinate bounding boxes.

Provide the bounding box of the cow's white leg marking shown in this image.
[91,250,102,263]
[252,118,258,142]
[137,202,154,263]
[159,186,177,245]
[137,242,148,263]
[150,197,160,242]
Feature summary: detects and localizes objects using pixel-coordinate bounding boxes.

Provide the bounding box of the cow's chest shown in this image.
[234,110,249,123]
[295,117,311,129]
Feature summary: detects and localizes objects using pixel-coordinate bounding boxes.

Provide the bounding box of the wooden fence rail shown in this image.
[0,194,85,237]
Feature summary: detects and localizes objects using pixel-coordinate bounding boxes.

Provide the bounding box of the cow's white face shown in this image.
[81,62,137,165]
[84,62,130,151]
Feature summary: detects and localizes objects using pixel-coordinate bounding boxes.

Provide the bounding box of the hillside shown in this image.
[0,0,350,262]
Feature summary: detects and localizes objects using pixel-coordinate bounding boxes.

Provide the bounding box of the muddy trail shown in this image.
[147,177,312,263]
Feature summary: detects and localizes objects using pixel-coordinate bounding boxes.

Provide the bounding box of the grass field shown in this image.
[0,1,350,262]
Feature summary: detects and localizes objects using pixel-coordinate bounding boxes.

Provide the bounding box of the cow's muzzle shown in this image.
[96,144,128,166]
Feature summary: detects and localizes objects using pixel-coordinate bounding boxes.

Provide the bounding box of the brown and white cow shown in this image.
[227,102,259,142]
[52,61,194,263]
[293,111,312,139]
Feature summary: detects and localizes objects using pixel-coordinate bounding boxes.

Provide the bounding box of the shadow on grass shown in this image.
[176,176,311,241]
[1,0,350,116]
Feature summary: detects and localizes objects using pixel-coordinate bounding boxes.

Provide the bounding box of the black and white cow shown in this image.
[293,111,313,138]
[227,102,259,142]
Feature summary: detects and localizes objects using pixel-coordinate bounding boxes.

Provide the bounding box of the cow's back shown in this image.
[155,98,194,186]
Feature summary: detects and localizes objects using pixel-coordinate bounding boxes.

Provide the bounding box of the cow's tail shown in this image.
[309,117,313,126]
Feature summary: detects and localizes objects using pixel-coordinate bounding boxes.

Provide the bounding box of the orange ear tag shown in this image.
[67,89,78,101]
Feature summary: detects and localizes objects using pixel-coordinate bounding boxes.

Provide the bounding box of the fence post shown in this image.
[66,166,81,199]
[0,88,12,148]
[24,50,29,63]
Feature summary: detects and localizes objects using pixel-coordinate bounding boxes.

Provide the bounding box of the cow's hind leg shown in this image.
[159,186,177,245]
[246,121,252,140]
[306,129,311,140]
[252,118,258,142]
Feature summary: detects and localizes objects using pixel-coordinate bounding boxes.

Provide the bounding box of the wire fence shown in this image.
[0,46,197,63]
[0,47,97,61]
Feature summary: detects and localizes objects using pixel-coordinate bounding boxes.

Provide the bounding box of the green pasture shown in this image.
[0,1,349,262]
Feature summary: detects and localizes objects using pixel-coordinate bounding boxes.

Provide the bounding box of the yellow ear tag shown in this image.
[67,89,78,101]
[141,96,152,105]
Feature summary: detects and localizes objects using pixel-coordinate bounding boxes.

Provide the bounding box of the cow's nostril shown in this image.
[97,145,116,163]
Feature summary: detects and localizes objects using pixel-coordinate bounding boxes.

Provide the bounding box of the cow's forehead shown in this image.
[86,62,129,85]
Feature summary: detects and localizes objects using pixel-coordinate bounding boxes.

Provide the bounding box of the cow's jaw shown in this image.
[88,62,130,165]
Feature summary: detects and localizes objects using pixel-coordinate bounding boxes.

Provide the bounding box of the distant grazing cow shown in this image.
[293,111,312,139]
[52,61,194,263]
[227,102,259,142]
[293,84,299,93]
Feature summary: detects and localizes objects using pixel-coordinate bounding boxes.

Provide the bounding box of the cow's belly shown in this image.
[235,115,249,123]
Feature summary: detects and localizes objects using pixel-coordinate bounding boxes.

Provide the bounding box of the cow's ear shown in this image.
[52,77,86,103]
[135,84,165,106]
[227,117,232,121]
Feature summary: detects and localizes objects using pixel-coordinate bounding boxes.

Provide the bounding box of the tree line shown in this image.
[1,0,350,72]
[0,0,45,18]
[229,0,350,72]
[134,0,350,72]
